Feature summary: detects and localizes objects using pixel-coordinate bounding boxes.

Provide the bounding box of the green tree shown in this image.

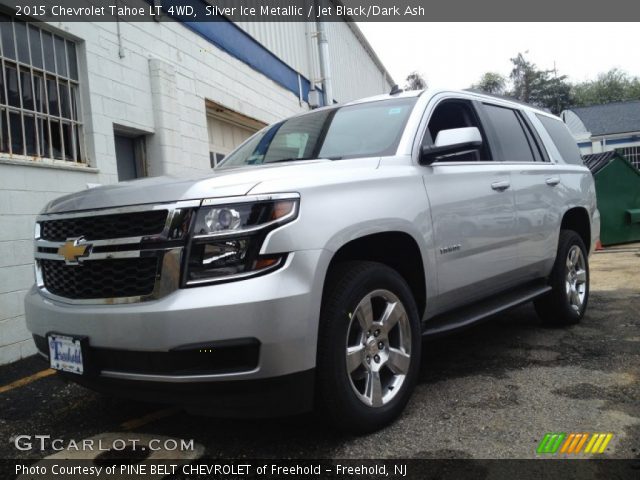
[472,56,640,112]
[509,53,542,104]
[472,72,506,95]
[629,78,640,99]
[534,75,573,114]
[508,52,573,114]
[572,68,640,106]
[404,71,427,91]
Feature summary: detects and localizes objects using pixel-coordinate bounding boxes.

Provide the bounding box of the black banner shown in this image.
[1,0,640,22]
[3,459,640,480]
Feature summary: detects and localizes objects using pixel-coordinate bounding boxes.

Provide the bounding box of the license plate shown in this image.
[48,334,84,375]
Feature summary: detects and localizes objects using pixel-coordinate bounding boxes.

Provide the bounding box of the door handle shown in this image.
[545,176,561,186]
[491,180,511,191]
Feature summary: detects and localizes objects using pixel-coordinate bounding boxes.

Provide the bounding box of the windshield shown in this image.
[216,97,417,169]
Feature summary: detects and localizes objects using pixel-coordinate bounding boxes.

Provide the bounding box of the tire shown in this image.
[316,261,421,433]
[534,230,590,326]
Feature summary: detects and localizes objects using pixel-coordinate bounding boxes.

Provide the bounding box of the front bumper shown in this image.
[25,249,330,413]
[44,365,316,417]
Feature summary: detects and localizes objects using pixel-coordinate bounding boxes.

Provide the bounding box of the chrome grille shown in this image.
[34,201,199,304]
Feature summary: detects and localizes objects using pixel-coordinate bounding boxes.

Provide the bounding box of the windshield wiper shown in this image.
[268,157,315,163]
[268,156,342,164]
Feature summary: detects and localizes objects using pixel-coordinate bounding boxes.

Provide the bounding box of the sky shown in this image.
[357,23,640,89]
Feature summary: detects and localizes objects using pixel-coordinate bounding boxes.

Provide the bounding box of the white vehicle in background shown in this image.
[26,89,599,433]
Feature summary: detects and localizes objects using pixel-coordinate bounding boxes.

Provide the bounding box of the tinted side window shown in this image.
[483,104,535,162]
[425,100,491,162]
[536,114,584,165]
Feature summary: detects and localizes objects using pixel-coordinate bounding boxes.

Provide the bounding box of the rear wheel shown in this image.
[317,261,421,433]
[534,230,589,326]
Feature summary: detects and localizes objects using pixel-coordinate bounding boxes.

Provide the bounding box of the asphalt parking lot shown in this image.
[1,245,638,461]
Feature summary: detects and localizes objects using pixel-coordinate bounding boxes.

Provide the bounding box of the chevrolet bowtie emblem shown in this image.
[58,237,92,265]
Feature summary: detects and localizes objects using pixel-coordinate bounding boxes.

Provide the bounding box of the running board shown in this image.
[422,282,552,338]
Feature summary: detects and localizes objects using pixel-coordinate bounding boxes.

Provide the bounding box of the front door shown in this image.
[421,98,518,312]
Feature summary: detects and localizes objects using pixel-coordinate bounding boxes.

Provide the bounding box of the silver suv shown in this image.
[26,89,599,432]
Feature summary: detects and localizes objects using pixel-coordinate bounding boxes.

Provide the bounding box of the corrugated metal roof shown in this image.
[583,150,640,176]
[583,151,617,174]
[344,22,395,87]
[235,20,393,103]
[568,101,640,136]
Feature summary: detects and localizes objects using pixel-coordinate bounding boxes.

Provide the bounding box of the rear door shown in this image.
[478,103,562,281]
[421,97,518,312]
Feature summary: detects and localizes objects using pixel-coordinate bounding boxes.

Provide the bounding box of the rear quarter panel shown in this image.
[527,111,600,255]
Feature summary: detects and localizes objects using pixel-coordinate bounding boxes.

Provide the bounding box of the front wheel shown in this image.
[534,230,590,326]
[316,261,421,433]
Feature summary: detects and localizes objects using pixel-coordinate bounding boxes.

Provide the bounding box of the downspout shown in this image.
[316,20,333,106]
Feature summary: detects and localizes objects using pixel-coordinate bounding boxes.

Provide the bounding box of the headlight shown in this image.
[185,195,299,285]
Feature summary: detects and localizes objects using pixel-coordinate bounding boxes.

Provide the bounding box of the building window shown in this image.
[0,14,82,162]
[209,152,225,167]
[617,146,640,170]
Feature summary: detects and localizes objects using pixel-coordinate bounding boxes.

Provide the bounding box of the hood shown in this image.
[43,159,378,214]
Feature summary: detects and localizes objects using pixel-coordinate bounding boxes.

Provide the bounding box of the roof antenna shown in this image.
[389,84,403,95]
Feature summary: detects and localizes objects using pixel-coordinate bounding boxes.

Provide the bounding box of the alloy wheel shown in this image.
[565,245,587,313]
[345,289,412,407]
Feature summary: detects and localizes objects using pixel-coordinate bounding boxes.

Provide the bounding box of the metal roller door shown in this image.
[206,101,265,167]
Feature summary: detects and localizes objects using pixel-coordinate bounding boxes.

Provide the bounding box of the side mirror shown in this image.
[420,127,483,165]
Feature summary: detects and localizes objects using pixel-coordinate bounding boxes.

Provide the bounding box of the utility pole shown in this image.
[554,61,559,114]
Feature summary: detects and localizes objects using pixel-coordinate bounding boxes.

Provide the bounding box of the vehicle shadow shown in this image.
[117,303,553,454]
[417,303,549,384]
[1,301,603,460]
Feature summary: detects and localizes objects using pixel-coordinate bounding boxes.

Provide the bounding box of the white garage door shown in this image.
[206,101,266,167]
